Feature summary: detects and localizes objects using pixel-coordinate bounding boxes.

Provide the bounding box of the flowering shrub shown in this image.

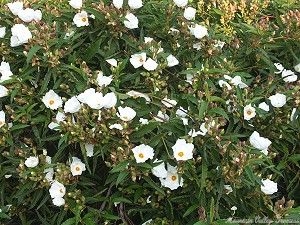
[0,0,300,224]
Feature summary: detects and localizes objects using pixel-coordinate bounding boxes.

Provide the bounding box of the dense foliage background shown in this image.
[0,0,300,224]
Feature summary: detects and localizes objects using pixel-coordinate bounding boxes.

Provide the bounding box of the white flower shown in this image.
[261,179,278,195]
[70,157,86,176]
[144,37,153,43]
[291,108,298,121]
[281,69,297,83]
[42,90,63,110]
[0,27,6,38]
[142,219,153,225]
[49,181,66,198]
[85,143,94,157]
[64,96,81,113]
[151,160,168,178]
[33,10,42,21]
[113,0,123,9]
[193,42,201,50]
[77,88,103,109]
[0,85,8,98]
[166,54,179,67]
[126,90,151,102]
[224,185,233,194]
[52,197,65,207]
[268,93,287,108]
[109,123,123,130]
[244,104,256,120]
[258,102,270,112]
[184,7,196,20]
[189,24,208,39]
[159,164,183,190]
[172,139,194,161]
[0,61,13,81]
[7,1,23,15]
[218,80,232,90]
[249,131,272,155]
[96,71,112,87]
[10,24,32,47]
[5,174,12,179]
[294,63,300,73]
[139,118,149,125]
[132,144,154,163]
[214,40,225,49]
[117,106,136,121]
[48,112,65,130]
[231,206,237,211]
[143,58,158,71]
[274,63,284,74]
[188,122,212,137]
[102,92,117,108]
[24,156,39,168]
[73,11,89,27]
[154,110,169,122]
[161,97,177,108]
[130,52,147,68]
[106,58,118,67]
[0,110,5,128]
[173,0,188,7]
[186,73,194,84]
[44,168,54,182]
[176,107,188,118]
[124,13,139,29]
[230,76,248,88]
[128,0,143,9]
[69,0,82,9]
[18,8,35,22]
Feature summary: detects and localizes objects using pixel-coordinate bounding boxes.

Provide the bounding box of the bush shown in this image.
[0,0,300,224]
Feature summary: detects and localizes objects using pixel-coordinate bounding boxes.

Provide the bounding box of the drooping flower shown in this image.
[143,58,158,71]
[48,111,65,130]
[73,11,89,27]
[24,156,39,168]
[18,8,35,22]
[69,0,83,9]
[166,54,179,67]
[159,164,183,190]
[70,157,86,176]
[258,102,270,112]
[42,90,63,110]
[117,106,136,121]
[64,96,81,113]
[189,24,208,39]
[0,111,5,128]
[49,181,66,198]
[124,13,139,29]
[244,104,256,120]
[85,143,94,157]
[0,27,6,38]
[151,160,168,178]
[268,93,287,108]
[128,0,143,9]
[33,10,42,21]
[0,85,8,98]
[52,197,65,207]
[10,24,32,47]
[106,58,118,67]
[230,76,248,88]
[172,139,194,161]
[154,110,169,122]
[173,0,188,8]
[249,131,272,155]
[261,179,278,195]
[109,123,123,130]
[132,144,154,163]
[281,69,297,83]
[7,1,23,15]
[184,7,196,20]
[96,71,113,87]
[0,61,13,81]
[112,0,123,9]
[161,97,177,108]
[126,90,151,102]
[102,92,117,108]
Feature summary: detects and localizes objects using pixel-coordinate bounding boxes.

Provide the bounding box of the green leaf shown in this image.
[26,45,42,64]
[116,171,129,186]
[61,218,76,225]
[183,204,199,218]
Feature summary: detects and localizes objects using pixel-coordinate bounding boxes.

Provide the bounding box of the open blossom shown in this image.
[24,156,39,168]
[151,160,168,178]
[0,85,8,98]
[52,197,65,207]
[161,97,177,108]
[173,0,188,7]
[249,131,272,155]
[97,71,112,87]
[132,144,154,163]
[0,61,13,80]
[70,157,86,176]
[117,106,136,121]
[106,58,118,67]
[77,88,103,109]
[268,93,286,108]
[64,96,81,113]
[224,75,248,88]
[166,54,179,67]
[130,52,147,68]
[159,164,183,190]
[69,0,83,9]
[261,179,278,195]
[184,7,196,20]
[42,90,63,110]
[73,11,89,27]
[0,27,6,38]
[281,69,297,83]
[10,24,32,47]
[113,0,123,9]
[189,24,208,39]
[18,8,41,22]
[258,102,270,112]
[0,111,5,128]
[172,139,194,161]
[49,181,66,198]
[128,0,143,9]
[124,13,139,29]
[244,104,256,120]
[7,1,23,15]
[48,111,65,130]
[102,92,117,108]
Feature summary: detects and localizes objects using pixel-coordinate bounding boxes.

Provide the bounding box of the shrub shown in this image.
[0,0,299,224]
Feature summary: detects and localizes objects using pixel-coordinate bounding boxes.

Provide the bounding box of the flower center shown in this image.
[138,153,144,158]
[75,166,80,171]
[139,56,144,63]
[49,99,55,105]
[246,110,252,115]
[171,175,177,181]
[81,17,87,22]
[59,188,64,193]
[178,151,184,157]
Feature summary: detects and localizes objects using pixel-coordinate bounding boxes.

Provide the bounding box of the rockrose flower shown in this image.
[69,0,83,9]
[189,24,208,39]
[85,143,94,157]
[42,90,63,110]
[49,181,66,199]
[172,139,194,161]
[159,164,183,190]
[0,85,8,98]
[0,27,6,38]
[96,71,112,87]
[73,11,89,27]
[173,0,188,8]
[113,0,123,9]
[249,131,272,155]
[258,102,270,112]
[64,96,81,113]
[0,61,13,81]
[70,157,86,176]
[117,106,136,121]
[128,0,143,9]
[132,144,154,163]
[268,93,287,108]
[124,13,139,29]
[10,24,32,47]
[151,160,168,178]
[130,52,147,68]
[52,197,65,207]
[161,97,177,108]
[244,104,256,120]
[7,1,23,15]
[261,179,278,195]
[166,54,179,67]
[184,7,196,20]
[24,156,39,168]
